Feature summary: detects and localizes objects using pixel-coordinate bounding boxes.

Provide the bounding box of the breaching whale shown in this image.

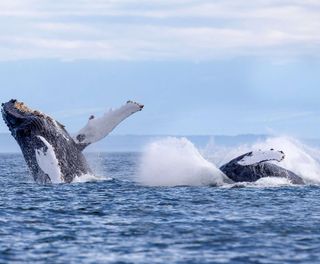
[220,149,304,184]
[1,99,143,184]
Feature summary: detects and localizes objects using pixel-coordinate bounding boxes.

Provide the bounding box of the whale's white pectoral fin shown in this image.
[74,101,144,146]
[35,136,63,183]
[237,149,285,166]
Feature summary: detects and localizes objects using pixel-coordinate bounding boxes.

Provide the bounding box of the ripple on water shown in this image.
[1,153,320,263]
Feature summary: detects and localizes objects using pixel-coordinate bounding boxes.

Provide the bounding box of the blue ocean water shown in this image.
[1,153,320,264]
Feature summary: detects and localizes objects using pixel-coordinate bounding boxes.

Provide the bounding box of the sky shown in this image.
[0,0,319,138]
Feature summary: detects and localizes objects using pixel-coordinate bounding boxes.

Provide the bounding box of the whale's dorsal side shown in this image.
[74,101,144,150]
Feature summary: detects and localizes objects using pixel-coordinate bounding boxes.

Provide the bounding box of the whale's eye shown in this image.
[76,134,86,143]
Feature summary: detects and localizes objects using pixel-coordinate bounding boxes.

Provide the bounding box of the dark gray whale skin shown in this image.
[1,99,91,184]
[220,152,305,184]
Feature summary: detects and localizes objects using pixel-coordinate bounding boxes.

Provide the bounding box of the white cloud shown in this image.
[0,0,319,61]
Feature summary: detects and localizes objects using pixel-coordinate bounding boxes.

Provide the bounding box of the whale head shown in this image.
[1,99,90,183]
[1,99,73,147]
[2,99,58,138]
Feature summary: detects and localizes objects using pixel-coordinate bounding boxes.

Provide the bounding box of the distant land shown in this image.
[0,133,319,153]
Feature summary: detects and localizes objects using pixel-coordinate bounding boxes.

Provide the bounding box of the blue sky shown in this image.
[0,0,319,137]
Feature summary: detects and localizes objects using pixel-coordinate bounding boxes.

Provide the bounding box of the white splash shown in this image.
[137,137,229,187]
[253,137,320,184]
[72,173,109,183]
[254,177,292,187]
[74,101,143,145]
[224,177,293,189]
[237,149,285,166]
[35,136,62,183]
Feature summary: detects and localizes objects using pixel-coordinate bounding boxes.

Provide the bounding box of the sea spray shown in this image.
[74,153,112,183]
[72,173,104,183]
[253,137,320,184]
[137,137,229,186]
[73,173,110,183]
[224,177,293,188]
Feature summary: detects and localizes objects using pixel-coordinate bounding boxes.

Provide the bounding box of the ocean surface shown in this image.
[1,152,320,264]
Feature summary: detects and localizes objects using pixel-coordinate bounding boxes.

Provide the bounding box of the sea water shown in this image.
[1,137,320,263]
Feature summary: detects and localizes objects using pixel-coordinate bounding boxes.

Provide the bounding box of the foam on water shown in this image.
[225,177,293,189]
[138,136,320,187]
[137,137,228,187]
[73,173,110,183]
[254,176,292,187]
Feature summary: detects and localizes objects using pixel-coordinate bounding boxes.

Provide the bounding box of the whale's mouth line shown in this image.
[13,101,34,114]
[1,100,36,118]
[2,100,55,127]
[12,101,49,120]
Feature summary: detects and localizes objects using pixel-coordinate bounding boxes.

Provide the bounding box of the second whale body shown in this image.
[220,149,304,184]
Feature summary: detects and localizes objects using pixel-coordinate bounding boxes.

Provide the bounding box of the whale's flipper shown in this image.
[237,149,285,166]
[74,101,143,149]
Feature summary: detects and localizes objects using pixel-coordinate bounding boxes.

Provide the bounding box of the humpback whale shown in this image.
[220,149,304,184]
[1,99,143,184]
